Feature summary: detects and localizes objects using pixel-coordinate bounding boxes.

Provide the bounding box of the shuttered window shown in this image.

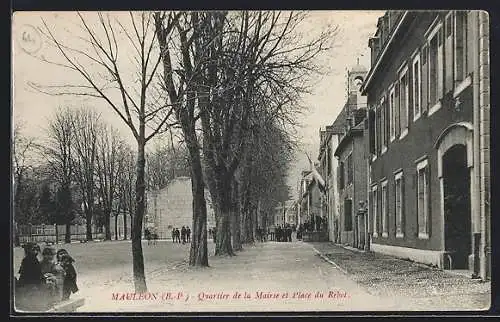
[412,53,422,121]
[381,180,388,237]
[444,12,454,93]
[454,11,468,83]
[344,199,353,231]
[417,159,430,239]
[421,44,429,113]
[395,171,404,238]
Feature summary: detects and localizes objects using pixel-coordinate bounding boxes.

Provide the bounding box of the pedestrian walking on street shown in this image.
[181,226,186,244]
[186,226,191,243]
[174,228,181,243]
[171,228,176,243]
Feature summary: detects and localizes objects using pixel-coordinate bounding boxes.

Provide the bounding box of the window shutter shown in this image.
[426,165,431,238]
[384,98,390,146]
[395,83,401,136]
[445,14,454,93]
[415,170,419,237]
[421,45,429,114]
[369,109,376,154]
[379,188,382,234]
[401,174,406,236]
[344,199,353,231]
[376,107,381,153]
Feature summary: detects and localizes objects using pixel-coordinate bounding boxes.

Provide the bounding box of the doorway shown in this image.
[442,144,471,269]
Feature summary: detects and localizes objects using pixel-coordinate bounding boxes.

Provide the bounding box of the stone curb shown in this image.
[310,246,349,276]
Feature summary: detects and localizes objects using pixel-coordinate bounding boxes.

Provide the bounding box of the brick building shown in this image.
[361,11,490,279]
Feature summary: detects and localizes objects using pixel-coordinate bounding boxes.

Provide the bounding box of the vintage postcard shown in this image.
[11,10,491,314]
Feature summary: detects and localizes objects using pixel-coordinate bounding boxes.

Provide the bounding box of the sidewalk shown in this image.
[309,242,491,311]
[78,241,400,312]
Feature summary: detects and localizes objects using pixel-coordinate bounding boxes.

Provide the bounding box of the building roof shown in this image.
[361,11,410,94]
[334,108,367,157]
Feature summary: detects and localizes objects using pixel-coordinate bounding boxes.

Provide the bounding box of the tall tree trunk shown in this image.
[214,183,234,256]
[189,156,209,266]
[65,221,71,244]
[85,209,93,241]
[104,209,112,240]
[132,140,147,293]
[123,212,128,240]
[115,214,119,241]
[215,207,234,256]
[232,180,242,251]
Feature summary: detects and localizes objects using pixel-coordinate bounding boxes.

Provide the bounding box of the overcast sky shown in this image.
[12,10,384,199]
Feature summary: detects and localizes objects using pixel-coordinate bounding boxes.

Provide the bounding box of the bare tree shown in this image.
[96,123,126,240]
[12,121,38,246]
[31,11,181,292]
[155,11,210,266]
[117,146,136,241]
[43,106,77,243]
[186,11,333,255]
[146,139,190,191]
[70,107,101,241]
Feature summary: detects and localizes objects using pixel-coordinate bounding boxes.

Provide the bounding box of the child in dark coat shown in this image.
[60,253,79,300]
[18,242,43,287]
[16,243,44,311]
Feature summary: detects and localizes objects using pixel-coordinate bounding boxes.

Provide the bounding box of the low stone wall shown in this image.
[302,231,329,242]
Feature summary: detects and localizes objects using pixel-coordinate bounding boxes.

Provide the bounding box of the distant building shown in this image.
[361,11,490,279]
[145,176,216,239]
[334,107,369,249]
[318,61,368,243]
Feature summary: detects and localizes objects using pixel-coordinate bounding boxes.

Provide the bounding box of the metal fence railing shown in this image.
[17,224,106,244]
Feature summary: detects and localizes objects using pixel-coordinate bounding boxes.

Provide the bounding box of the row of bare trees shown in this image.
[30,10,335,292]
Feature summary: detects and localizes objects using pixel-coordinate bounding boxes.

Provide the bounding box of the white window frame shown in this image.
[371,184,378,237]
[389,85,396,142]
[394,170,404,238]
[427,21,444,116]
[416,158,430,239]
[381,179,388,238]
[412,52,422,121]
[399,65,410,139]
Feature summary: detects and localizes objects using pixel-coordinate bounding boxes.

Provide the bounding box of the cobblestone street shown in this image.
[311,242,491,311]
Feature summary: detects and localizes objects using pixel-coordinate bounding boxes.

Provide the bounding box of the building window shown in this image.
[417,158,430,239]
[421,44,429,113]
[412,53,422,121]
[389,86,396,141]
[428,23,444,113]
[347,154,353,185]
[381,179,388,237]
[344,199,353,231]
[338,162,345,190]
[371,185,378,237]
[444,12,454,93]
[380,96,387,153]
[454,11,468,84]
[399,66,409,137]
[395,171,404,238]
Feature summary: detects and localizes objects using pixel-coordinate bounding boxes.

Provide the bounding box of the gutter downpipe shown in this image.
[471,11,482,280]
[478,11,490,280]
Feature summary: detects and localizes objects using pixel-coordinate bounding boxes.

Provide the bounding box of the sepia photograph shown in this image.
[11,10,491,313]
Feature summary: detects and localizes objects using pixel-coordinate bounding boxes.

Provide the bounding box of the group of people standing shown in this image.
[171,226,191,244]
[15,242,79,311]
[270,223,294,242]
